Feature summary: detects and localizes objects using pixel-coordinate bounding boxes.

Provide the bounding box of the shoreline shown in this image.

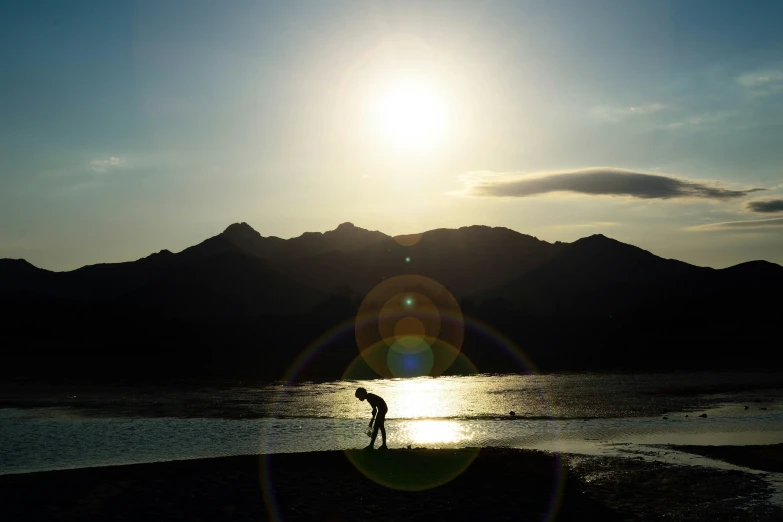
[3,371,783,422]
[669,443,783,473]
[3,446,782,521]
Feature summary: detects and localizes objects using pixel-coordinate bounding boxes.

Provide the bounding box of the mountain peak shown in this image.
[573,234,625,248]
[0,257,32,265]
[223,222,258,235]
[278,222,390,256]
[565,233,664,266]
[722,259,783,275]
[145,249,173,258]
[325,222,387,240]
[0,258,37,270]
[222,222,264,246]
[0,258,47,278]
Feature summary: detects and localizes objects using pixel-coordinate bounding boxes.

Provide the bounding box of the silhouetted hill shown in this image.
[1,223,782,381]
[282,225,561,298]
[0,259,55,294]
[0,238,325,314]
[474,233,706,315]
[162,222,560,299]
[126,251,326,318]
[183,221,390,265]
[0,258,44,276]
[181,222,283,261]
[278,222,390,260]
[719,260,783,282]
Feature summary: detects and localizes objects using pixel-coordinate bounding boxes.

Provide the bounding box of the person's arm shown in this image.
[369,405,377,426]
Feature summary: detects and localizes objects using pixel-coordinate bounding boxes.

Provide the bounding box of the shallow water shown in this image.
[2,372,783,476]
[5,371,783,419]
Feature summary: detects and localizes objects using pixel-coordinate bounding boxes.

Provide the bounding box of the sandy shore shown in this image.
[565,449,783,521]
[2,447,782,521]
[670,443,783,473]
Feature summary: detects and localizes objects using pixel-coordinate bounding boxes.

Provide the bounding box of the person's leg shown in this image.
[378,413,387,448]
[368,422,380,448]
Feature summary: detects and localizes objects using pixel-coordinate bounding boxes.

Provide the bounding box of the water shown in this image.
[2,372,783,476]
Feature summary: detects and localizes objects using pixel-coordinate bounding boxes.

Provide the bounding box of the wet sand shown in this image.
[3,447,782,521]
[565,451,783,521]
[671,443,783,473]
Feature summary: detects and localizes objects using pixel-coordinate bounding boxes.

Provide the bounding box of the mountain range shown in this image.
[2,222,781,381]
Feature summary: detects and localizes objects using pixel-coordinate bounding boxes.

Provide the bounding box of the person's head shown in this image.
[355,387,367,401]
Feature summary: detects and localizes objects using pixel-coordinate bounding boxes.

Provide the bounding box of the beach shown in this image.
[3,373,783,520]
[3,447,782,521]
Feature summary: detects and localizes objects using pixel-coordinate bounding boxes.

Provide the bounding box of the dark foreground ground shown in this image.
[2,448,782,521]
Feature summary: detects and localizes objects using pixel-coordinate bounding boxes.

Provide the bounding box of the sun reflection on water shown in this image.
[384,378,448,419]
[317,374,540,421]
[400,420,474,445]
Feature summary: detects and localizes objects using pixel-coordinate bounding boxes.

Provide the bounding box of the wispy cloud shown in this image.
[689,217,783,231]
[90,156,125,173]
[736,69,783,87]
[591,103,666,122]
[549,221,619,230]
[736,68,783,97]
[747,199,783,213]
[458,167,764,201]
[657,110,738,131]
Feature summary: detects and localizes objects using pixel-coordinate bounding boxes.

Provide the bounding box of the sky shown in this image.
[2,0,783,271]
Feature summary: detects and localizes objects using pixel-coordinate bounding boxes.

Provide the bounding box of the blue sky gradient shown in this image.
[2,1,782,269]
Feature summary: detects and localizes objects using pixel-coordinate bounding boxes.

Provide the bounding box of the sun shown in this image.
[372,78,451,151]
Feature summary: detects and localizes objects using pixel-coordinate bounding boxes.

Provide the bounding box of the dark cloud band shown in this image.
[747,199,783,213]
[467,168,763,201]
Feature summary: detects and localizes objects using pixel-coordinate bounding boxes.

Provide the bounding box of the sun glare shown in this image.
[408,420,471,445]
[373,78,451,150]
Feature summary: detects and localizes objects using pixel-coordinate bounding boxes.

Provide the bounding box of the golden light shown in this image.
[371,77,451,151]
[384,378,445,418]
[408,420,471,445]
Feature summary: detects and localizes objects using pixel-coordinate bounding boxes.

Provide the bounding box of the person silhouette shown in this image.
[355,387,388,450]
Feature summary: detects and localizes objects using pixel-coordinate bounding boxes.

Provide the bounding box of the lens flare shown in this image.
[387,343,434,377]
[356,275,463,378]
[394,233,423,247]
[344,447,479,492]
[393,317,426,348]
[379,292,440,347]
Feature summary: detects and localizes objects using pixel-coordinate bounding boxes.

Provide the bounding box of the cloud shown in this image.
[90,156,125,173]
[657,110,737,131]
[460,168,764,201]
[689,217,783,231]
[736,68,783,97]
[592,103,666,122]
[736,69,783,87]
[747,199,783,213]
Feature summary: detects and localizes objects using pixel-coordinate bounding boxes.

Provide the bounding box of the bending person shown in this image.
[355,387,388,450]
